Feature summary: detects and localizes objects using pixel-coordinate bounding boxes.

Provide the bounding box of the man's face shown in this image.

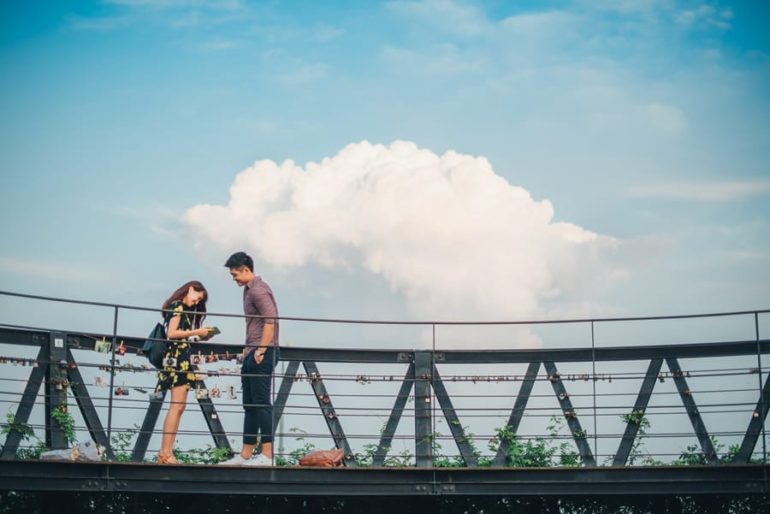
[229,266,252,287]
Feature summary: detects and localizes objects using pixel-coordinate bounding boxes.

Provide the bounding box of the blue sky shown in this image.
[1,0,769,344]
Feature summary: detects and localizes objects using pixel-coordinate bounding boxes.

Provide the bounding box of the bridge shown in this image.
[0,291,768,500]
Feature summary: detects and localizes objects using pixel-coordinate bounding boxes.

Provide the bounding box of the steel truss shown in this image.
[1,326,769,469]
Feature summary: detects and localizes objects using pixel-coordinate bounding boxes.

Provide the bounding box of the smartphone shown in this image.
[207,326,221,336]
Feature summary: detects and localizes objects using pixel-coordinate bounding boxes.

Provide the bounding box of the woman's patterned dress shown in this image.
[155,301,199,392]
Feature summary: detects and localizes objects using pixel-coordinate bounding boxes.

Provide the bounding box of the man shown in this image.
[219,251,280,466]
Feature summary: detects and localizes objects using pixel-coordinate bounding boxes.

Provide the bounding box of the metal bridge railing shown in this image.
[0,290,768,468]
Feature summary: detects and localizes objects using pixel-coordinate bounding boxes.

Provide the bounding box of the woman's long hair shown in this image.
[162,280,208,328]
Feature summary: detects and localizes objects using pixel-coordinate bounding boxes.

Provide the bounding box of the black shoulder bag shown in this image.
[142,322,168,369]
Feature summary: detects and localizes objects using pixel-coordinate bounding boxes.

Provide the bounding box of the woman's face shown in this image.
[184,287,206,307]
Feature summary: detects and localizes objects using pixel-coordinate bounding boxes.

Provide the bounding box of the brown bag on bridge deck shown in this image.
[298,448,344,467]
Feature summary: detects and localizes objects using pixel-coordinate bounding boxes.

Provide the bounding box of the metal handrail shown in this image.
[2,289,769,325]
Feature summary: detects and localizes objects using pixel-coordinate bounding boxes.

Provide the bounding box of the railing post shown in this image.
[414,350,433,467]
[106,306,118,444]
[756,312,766,464]
[46,332,68,449]
[591,321,598,465]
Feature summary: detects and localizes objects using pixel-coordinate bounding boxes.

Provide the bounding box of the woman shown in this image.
[155,281,212,464]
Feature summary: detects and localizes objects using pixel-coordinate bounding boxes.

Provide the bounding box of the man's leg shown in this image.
[253,347,276,458]
[240,352,259,459]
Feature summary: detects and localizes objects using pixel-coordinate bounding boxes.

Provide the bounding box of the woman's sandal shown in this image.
[156,453,179,464]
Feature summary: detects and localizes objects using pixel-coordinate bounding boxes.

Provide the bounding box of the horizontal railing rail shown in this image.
[2,290,769,325]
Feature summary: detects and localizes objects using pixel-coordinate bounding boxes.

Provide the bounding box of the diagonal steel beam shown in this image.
[193,380,230,452]
[303,361,354,467]
[373,363,414,466]
[66,349,114,459]
[131,390,166,462]
[432,364,478,467]
[613,358,663,466]
[494,361,541,466]
[0,344,48,460]
[735,368,770,463]
[666,357,718,464]
[273,360,300,425]
[543,361,596,466]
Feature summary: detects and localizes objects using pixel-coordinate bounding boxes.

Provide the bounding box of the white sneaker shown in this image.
[244,453,273,467]
[218,454,249,466]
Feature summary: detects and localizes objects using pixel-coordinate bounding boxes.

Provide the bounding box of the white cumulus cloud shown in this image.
[183,141,630,323]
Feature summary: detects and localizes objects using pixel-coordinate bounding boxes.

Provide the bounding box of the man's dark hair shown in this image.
[225,251,254,272]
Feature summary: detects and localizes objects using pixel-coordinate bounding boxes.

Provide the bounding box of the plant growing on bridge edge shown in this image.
[676,437,744,465]
[548,417,580,466]
[383,449,414,467]
[489,425,554,467]
[619,410,660,466]
[425,417,581,468]
[1,411,46,459]
[1,411,35,441]
[489,416,576,467]
[353,422,390,467]
[51,405,76,444]
[174,445,232,465]
[619,413,754,466]
[431,430,472,467]
[354,443,380,466]
[274,427,316,466]
[109,425,138,462]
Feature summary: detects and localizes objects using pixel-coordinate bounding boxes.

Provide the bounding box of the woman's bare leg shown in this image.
[159,385,187,462]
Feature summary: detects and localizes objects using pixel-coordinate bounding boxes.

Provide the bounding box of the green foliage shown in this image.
[676,437,728,466]
[677,444,708,466]
[383,449,413,467]
[414,417,585,469]
[51,405,76,444]
[354,443,379,467]
[2,411,35,441]
[496,430,553,467]
[277,427,316,466]
[675,436,752,466]
[547,416,581,467]
[460,429,491,467]
[110,425,231,464]
[2,411,46,459]
[109,426,138,462]
[429,427,495,467]
[507,436,553,467]
[174,445,232,465]
[723,443,742,464]
[620,410,657,465]
[618,414,746,467]
[354,423,389,467]
[16,441,47,460]
[431,432,465,468]
[558,446,580,467]
[623,409,650,427]
[211,445,234,464]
